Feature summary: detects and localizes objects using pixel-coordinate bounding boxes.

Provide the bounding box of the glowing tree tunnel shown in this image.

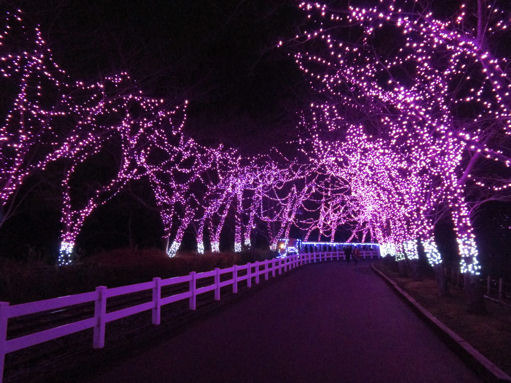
[1,2,510,285]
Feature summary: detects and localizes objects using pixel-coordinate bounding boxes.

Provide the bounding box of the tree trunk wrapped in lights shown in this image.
[234,187,243,252]
[166,205,195,257]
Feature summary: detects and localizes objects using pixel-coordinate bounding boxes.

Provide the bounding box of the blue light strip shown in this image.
[276,239,381,258]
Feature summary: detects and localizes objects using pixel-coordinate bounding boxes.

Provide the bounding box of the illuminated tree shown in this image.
[0,10,111,227]
[294,1,511,275]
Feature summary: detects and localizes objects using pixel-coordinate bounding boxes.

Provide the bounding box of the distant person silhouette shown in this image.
[345,245,352,263]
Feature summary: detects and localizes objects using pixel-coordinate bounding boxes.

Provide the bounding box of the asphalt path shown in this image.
[85,262,481,383]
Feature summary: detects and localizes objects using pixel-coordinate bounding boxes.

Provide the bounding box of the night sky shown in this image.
[11,0,309,154]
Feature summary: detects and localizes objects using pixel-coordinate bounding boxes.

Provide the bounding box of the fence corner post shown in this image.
[214,268,221,301]
[233,265,238,294]
[0,301,9,383]
[189,272,197,310]
[152,277,161,325]
[93,286,107,349]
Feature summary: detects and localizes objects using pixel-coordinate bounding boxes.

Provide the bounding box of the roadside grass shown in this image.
[0,247,276,304]
[375,260,511,376]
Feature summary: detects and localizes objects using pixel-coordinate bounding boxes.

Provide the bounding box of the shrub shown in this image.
[0,247,275,303]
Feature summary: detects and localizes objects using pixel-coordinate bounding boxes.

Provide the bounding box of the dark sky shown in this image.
[10,0,309,154]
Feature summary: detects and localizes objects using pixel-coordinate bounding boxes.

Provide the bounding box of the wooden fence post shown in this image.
[498,278,503,301]
[152,277,161,325]
[0,301,9,383]
[189,272,197,310]
[265,260,269,280]
[255,261,260,284]
[247,263,252,288]
[272,259,276,278]
[214,268,221,301]
[93,286,107,349]
[233,265,238,293]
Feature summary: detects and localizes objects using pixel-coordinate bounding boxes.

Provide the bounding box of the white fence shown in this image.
[301,249,379,260]
[0,250,370,382]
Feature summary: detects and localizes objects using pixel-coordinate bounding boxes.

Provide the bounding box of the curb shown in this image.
[484,294,511,309]
[371,264,511,383]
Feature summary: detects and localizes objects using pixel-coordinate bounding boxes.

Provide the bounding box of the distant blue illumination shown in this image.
[277,239,381,258]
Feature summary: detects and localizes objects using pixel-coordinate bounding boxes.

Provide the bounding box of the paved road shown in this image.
[85,263,480,383]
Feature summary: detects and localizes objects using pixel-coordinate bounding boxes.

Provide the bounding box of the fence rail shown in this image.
[0,249,378,382]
